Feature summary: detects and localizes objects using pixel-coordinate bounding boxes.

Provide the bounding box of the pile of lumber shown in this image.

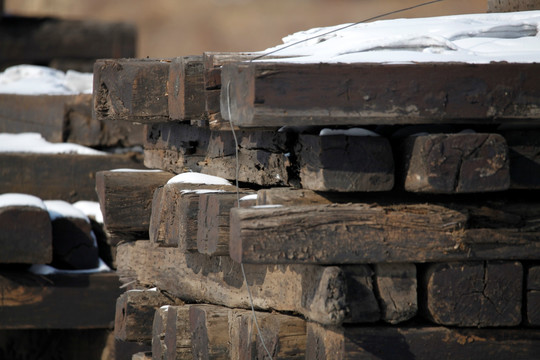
[95,55,540,359]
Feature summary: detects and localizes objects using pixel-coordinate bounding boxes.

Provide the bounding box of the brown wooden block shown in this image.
[221,62,540,127]
[189,305,230,359]
[150,181,237,250]
[229,203,467,264]
[196,192,254,256]
[342,266,380,323]
[114,289,183,343]
[200,129,291,186]
[306,322,540,360]
[151,306,169,360]
[0,194,52,264]
[202,52,260,130]
[0,272,121,329]
[256,187,346,206]
[230,309,306,359]
[501,129,540,189]
[93,58,170,123]
[422,261,523,327]
[0,16,135,70]
[0,94,73,143]
[230,202,540,264]
[201,148,290,186]
[295,134,394,191]
[400,133,510,193]
[116,241,350,325]
[45,200,99,270]
[374,263,417,324]
[0,152,144,202]
[164,305,193,360]
[168,56,206,121]
[143,122,211,173]
[527,265,540,326]
[95,169,174,238]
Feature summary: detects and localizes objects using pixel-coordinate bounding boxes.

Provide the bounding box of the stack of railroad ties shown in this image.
[94,30,540,360]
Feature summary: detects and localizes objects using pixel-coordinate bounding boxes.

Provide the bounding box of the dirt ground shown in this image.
[5,0,487,58]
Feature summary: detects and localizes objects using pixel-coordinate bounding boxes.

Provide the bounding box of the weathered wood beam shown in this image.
[143,122,210,173]
[114,289,183,344]
[0,153,144,202]
[0,16,135,71]
[168,56,206,123]
[398,133,510,193]
[421,261,523,327]
[306,322,540,360]
[95,169,174,239]
[149,182,238,250]
[221,62,540,127]
[163,305,193,360]
[93,58,170,123]
[230,308,307,359]
[196,192,254,256]
[0,195,52,264]
[189,305,231,359]
[0,272,121,329]
[229,203,540,264]
[295,133,394,191]
[0,93,144,146]
[117,241,353,325]
[373,263,417,324]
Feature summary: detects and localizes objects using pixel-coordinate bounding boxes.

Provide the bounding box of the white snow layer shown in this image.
[239,194,258,201]
[167,172,232,186]
[0,133,106,155]
[0,65,93,95]
[44,200,91,223]
[28,258,111,275]
[73,201,104,224]
[0,193,47,210]
[259,11,540,64]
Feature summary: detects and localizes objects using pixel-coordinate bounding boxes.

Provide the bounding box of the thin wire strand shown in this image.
[227,81,274,359]
[251,0,444,61]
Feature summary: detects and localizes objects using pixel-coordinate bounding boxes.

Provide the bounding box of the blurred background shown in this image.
[4,0,488,58]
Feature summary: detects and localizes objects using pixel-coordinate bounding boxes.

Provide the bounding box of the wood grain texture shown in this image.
[196,192,254,256]
[95,170,174,235]
[221,62,540,127]
[295,134,394,191]
[399,133,509,193]
[421,261,523,327]
[374,263,417,324]
[93,58,170,123]
[116,241,352,325]
[0,204,52,264]
[114,289,183,343]
[168,56,206,121]
[230,203,540,264]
